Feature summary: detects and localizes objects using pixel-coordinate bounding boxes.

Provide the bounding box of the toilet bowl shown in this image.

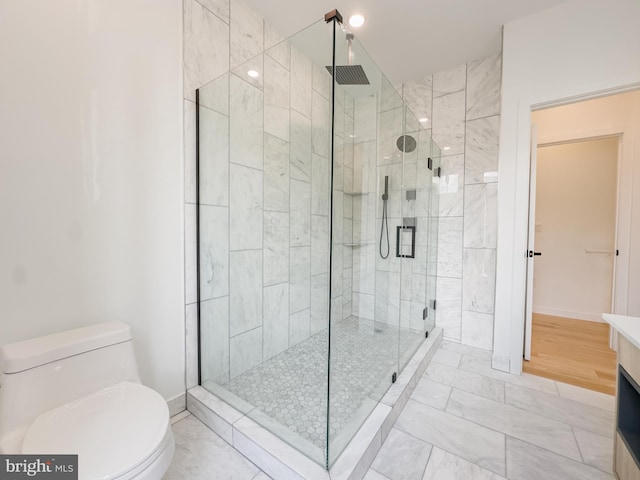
[0,322,175,480]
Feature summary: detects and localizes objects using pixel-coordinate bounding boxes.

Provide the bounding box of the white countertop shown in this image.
[603,314,640,350]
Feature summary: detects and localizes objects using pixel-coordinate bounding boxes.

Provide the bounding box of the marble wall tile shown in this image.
[370,428,432,480]
[394,400,506,476]
[229,164,263,250]
[461,311,494,350]
[263,211,289,286]
[353,292,375,320]
[330,246,343,299]
[466,53,501,121]
[377,108,404,163]
[438,154,464,217]
[312,63,332,100]
[264,56,290,142]
[380,77,403,113]
[184,100,197,205]
[185,204,197,305]
[402,75,433,129]
[263,283,289,361]
[332,191,344,245]
[200,106,230,207]
[433,64,467,98]
[432,91,465,155]
[201,297,230,384]
[374,271,401,326]
[185,303,198,389]
[437,217,463,278]
[230,327,263,378]
[353,141,375,193]
[229,249,263,336]
[462,248,496,314]
[198,73,230,115]
[506,436,611,480]
[311,91,330,157]
[447,389,581,461]
[290,246,311,313]
[311,273,329,334]
[229,0,263,69]
[230,74,263,169]
[464,183,498,249]
[183,0,230,101]
[264,20,285,49]
[311,215,329,275]
[290,46,312,118]
[199,0,230,23]
[263,133,289,212]
[230,56,263,90]
[354,96,377,143]
[436,277,462,342]
[465,115,500,185]
[354,247,376,294]
[289,179,311,246]
[423,447,505,480]
[289,308,310,346]
[290,111,312,182]
[264,23,290,67]
[311,154,330,215]
[200,205,229,300]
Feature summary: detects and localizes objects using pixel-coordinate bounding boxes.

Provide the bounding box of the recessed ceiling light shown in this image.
[348,14,365,28]
[419,117,428,123]
[247,70,259,78]
[443,146,451,151]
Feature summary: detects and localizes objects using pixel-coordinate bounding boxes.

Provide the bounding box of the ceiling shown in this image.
[244,0,571,84]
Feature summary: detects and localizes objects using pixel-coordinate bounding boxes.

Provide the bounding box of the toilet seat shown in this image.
[22,381,173,480]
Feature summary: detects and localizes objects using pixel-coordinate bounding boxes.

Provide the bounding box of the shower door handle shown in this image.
[396,226,416,259]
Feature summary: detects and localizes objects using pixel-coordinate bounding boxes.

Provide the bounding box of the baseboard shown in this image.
[533,306,606,323]
[167,392,187,416]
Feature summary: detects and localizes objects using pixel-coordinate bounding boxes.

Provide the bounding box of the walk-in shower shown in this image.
[195,10,441,469]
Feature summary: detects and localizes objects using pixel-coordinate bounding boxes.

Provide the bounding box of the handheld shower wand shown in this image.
[380,176,390,259]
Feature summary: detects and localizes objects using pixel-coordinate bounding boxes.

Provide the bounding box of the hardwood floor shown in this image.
[523,313,617,395]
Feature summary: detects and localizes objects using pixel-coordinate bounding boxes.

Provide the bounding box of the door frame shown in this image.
[496,82,640,376]
[523,131,623,360]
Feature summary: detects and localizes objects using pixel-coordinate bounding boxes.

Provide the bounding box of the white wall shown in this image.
[533,138,618,321]
[0,0,185,402]
[494,0,640,373]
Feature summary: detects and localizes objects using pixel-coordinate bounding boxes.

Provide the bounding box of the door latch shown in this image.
[527,250,542,258]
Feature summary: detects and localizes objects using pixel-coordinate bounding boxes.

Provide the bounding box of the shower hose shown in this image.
[380,198,389,259]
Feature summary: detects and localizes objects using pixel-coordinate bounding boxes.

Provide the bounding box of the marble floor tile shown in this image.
[457,355,559,395]
[504,383,614,438]
[422,447,506,480]
[425,362,504,403]
[555,381,615,411]
[165,415,260,480]
[506,436,613,480]
[395,400,506,476]
[364,470,391,480]
[410,378,452,411]
[370,428,432,480]
[573,427,614,473]
[439,340,492,359]
[431,348,462,368]
[446,389,582,461]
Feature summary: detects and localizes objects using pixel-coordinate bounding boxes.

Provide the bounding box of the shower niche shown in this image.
[195,10,441,470]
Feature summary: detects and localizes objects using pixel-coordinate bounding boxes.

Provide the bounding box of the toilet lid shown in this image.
[22,381,169,480]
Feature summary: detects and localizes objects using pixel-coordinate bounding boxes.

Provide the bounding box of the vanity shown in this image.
[603,314,640,480]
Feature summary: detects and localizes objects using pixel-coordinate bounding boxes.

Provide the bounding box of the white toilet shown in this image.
[0,321,175,479]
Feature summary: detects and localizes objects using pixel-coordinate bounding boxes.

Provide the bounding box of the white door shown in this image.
[524,124,538,361]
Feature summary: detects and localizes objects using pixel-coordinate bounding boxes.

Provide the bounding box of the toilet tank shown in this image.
[0,321,141,453]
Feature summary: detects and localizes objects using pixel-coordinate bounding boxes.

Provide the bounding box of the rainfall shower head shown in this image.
[396,135,417,153]
[325,32,370,85]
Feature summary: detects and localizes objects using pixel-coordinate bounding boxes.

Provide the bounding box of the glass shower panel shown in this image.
[328,30,406,466]
[197,18,334,466]
[426,141,441,333]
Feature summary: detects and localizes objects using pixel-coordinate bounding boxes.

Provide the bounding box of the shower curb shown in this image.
[186,327,443,480]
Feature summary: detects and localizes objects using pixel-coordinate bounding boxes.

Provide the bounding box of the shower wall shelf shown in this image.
[344,192,369,196]
[344,242,373,247]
